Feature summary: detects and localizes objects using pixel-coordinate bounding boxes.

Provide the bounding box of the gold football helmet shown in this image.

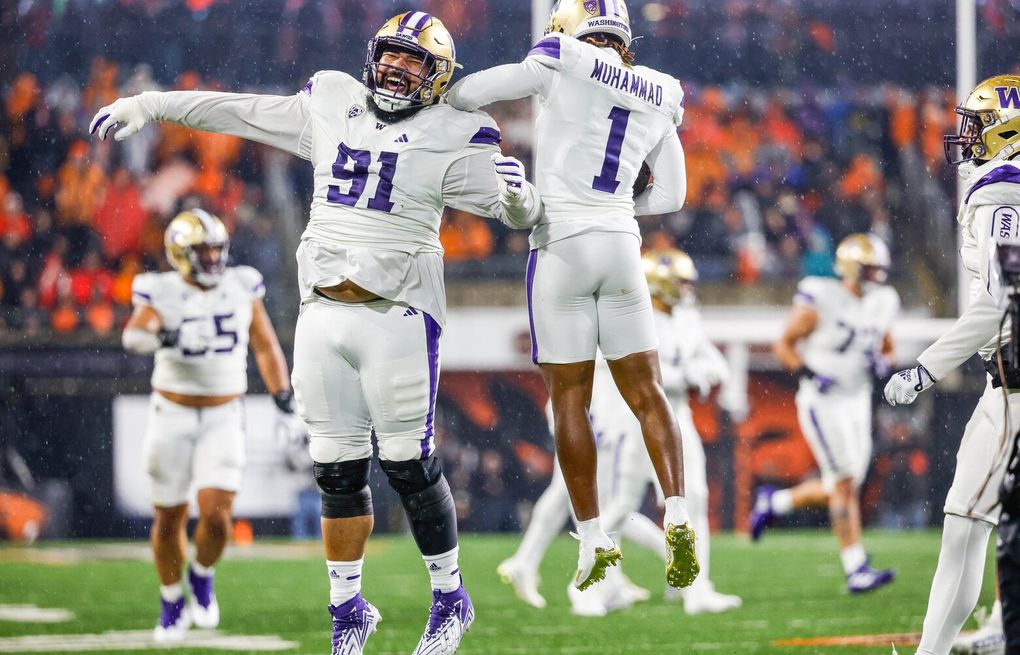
[945,74,1020,166]
[834,233,889,287]
[546,0,632,48]
[363,11,458,113]
[164,208,230,288]
[643,248,698,307]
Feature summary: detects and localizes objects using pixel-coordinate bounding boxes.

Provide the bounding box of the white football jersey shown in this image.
[131,267,264,396]
[137,74,539,325]
[916,159,1020,378]
[523,33,684,247]
[795,277,900,392]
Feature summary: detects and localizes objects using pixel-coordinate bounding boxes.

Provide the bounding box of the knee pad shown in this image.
[313,458,373,519]
[379,456,443,496]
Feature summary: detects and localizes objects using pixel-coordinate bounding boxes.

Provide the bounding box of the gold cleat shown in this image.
[574,546,622,592]
[665,522,700,589]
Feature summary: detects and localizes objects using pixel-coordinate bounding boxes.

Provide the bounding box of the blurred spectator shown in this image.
[94,168,147,260]
[440,209,494,262]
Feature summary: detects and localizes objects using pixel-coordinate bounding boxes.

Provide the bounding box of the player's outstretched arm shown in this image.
[443,150,543,229]
[90,89,312,159]
[121,304,167,355]
[446,60,554,110]
[634,130,686,216]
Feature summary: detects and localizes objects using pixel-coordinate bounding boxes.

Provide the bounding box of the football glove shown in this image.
[273,390,309,470]
[174,320,211,355]
[799,365,836,394]
[90,96,148,142]
[867,351,893,379]
[492,154,526,206]
[884,364,937,406]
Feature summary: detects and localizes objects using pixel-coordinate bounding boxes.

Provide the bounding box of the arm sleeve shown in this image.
[136,89,313,160]
[917,205,1010,379]
[633,129,686,216]
[446,60,555,111]
[442,150,543,229]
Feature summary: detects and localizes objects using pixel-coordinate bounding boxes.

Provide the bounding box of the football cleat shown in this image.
[748,485,777,542]
[412,582,474,655]
[328,594,381,655]
[187,566,219,629]
[951,605,1005,654]
[567,581,608,617]
[599,566,639,613]
[153,596,191,642]
[572,534,622,591]
[496,558,546,609]
[665,522,700,589]
[846,562,896,594]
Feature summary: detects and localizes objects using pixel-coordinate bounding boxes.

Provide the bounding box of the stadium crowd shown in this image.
[1,0,993,335]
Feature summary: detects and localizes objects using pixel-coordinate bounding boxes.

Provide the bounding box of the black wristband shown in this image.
[273,390,295,414]
[797,365,816,379]
[157,329,179,347]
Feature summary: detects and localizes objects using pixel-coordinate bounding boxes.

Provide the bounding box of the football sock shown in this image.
[664,496,690,527]
[990,598,1003,627]
[839,543,867,575]
[327,559,363,606]
[190,561,214,577]
[423,546,461,593]
[916,514,992,655]
[772,489,795,515]
[160,583,184,603]
[514,479,571,572]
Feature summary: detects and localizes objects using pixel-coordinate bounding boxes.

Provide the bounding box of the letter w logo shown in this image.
[996,86,1020,109]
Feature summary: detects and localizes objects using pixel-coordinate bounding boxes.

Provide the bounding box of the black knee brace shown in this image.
[313,458,373,519]
[379,456,458,555]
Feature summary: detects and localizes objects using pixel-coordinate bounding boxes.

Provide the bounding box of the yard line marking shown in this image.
[0,630,297,652]
[0,605,74,623]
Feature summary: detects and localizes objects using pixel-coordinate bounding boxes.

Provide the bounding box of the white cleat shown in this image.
[567,581,608,617]
[599,567,636,613]
[952,605,1005,654]
[152,597,191,643]
[572,532,622,591]
[683,588,743,615]
[496,559,546,609]
[187,567,219,629]
[619,573,651,604]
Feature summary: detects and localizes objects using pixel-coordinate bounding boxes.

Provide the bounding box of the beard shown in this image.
[367,95,423,124]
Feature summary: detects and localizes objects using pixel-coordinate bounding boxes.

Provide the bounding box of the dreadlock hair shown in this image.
[582,33,635,66]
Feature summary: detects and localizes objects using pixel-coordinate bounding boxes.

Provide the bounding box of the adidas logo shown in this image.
[403,307,418,317]
[428,563,441,572]
[329,570,341,579]
[394,134,409,143]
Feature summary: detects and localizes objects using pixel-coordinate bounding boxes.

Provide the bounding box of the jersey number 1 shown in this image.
[327,143,398,212]
[592,106,631,194]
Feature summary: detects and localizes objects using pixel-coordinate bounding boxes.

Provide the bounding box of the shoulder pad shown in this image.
[794,276,835,305]
[525,33,574,69]
[131,272,161,306]
[966,163,1020,206]
[303,70,361,97]
[425,104,501,151]
[230,265,266,299]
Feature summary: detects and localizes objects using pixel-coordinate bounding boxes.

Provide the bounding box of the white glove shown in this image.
[884,364,937,406]
[177,319,213,355]
[492,154,526,206]
[271,391,311,470]
[684,367,714,399]
[90,96,148,142]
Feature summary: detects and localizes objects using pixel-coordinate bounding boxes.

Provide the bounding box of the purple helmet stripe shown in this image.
[597,0,607,15]
[421,312,442,459]
[469,127,501,146]
[526,250,539,365]
[808,408,839,472]
[965,165,1020,204]
[398,11,416,28]
[527,37,561,60]
[413,12,431,31]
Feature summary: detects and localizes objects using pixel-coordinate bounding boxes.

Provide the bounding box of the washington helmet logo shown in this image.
[584,0,598,14]
[996,86,1020,110]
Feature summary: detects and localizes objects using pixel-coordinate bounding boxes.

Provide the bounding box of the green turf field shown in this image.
[0,530,999,654]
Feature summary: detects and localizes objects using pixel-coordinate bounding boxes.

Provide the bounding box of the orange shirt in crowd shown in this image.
[440,210,494,261]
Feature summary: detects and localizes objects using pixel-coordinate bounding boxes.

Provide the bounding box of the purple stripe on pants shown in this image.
[526,250,539,365]
[422,312,442,459]
[808,408,839,472]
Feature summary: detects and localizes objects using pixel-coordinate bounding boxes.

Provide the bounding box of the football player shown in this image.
[497,250,740,616]
[750,233,900,594]
[447,0,699,593]
[93,12,542,655]
[122,209,302,641]
[883,75,1020,655]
